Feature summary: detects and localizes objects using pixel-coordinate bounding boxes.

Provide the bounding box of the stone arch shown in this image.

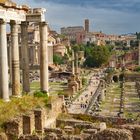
[113,75,119,82]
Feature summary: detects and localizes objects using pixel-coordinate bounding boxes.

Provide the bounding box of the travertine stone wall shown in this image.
[34,108,46,133]
[23,113,35,135]
[4,117,23,137]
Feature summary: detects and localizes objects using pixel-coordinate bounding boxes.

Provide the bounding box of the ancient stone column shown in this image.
[21,22,30,93]
[10,21,21,97]
[39,22,49,94]
[72,51,75,74]
[0,20,9,101]
[75,52,79,74]
[8,38,12,88]
[34,45,38,65]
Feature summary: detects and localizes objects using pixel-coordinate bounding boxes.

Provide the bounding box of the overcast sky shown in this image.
[14,0,140,34]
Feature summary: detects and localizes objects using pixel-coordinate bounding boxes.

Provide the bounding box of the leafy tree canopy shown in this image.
[84,45,111,68]
[53,54,63,65]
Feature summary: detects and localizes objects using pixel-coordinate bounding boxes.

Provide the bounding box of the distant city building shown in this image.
[61,26,85,43]
[84,19,89,33]
[83,32,96,44]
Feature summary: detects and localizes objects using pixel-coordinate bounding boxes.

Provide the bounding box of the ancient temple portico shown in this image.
[0,1,49,100]
[0,2,26,100]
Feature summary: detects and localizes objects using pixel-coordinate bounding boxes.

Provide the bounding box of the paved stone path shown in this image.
[67,74,100,114]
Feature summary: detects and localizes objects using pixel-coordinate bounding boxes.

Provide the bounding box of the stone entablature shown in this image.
[0,0,29,22]
[0,7,26,22]
[26,8,46,22]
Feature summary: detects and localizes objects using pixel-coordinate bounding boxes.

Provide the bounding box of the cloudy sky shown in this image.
[14,0,140,34]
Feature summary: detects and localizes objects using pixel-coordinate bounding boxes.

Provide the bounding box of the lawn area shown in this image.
[124,82,140,120]
[30,81,40,91]
[100,82,121,116]
[30,81,66,92]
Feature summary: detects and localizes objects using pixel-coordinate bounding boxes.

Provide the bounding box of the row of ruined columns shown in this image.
[0,20,49,101]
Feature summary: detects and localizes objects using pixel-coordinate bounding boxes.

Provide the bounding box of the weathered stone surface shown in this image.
[120,125,140,140]
[90,128,133,140]
[4,118,22,137]
[44,128,63,135]
[23,113,35,135]
[82,129,97,134]
[60,135,82,140]
[0,133,7,140]
[19,135,40,140]
[99,122,106,131]
[44,133,58,140]
[74,123,99,130]
[34,109,46,133]
[64,126,74,135]
[133,127,140,140]
[80,133,91,139]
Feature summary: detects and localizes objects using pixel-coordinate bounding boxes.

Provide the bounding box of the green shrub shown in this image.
[34,91,48,98]
[34,91,48,107]
[134,66,140,72]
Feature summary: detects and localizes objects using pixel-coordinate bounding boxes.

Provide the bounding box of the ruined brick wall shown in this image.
[45,96,63,128]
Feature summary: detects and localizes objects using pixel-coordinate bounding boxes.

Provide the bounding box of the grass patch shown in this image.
[30,81,40,91]
[0,95,46,127]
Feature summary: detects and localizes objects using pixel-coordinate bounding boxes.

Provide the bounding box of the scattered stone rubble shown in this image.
[29,71,40,82]
[0,115,140,140]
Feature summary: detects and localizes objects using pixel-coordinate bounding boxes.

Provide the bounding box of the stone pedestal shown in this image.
[21,22,30,93]
[10,21,21,97]
[0,20,9,101]
[39,22,49,94]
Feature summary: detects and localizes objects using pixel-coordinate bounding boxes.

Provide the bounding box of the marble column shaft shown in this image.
[75,52,79,74]
[72,51,75,75]
[21,22,30,93]
[11,22,21,96]
[39,22,49,93]
[0,20,9,101]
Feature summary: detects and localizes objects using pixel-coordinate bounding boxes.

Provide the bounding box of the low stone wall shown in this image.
[45,96,64,128]
[119,125,140,140]
[56,119,96,129]
[124,73,140,82]
[71,114,134,126]
[91,128,133,140]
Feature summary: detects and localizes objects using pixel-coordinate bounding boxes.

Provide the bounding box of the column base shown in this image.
[12,95,22,98]
[3,98,10,102]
